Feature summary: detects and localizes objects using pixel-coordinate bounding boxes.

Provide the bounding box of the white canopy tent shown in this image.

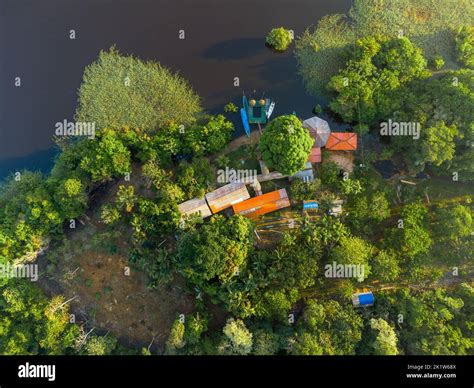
[302,116,331,148]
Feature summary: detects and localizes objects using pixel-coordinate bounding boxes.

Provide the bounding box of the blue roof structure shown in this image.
[352,292,374,307]
[303,200,319,210]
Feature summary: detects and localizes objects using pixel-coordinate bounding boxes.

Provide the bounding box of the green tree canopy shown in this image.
[0,281,79,355]
[376,288,471,355]
[455,26,474,68]
[259,115,313,175]
[296,299,363,355]
[79,129,131,182]
[166,318,186,354]
[220,318,253,355]
[176,215,254,290]
[368,318,399,355]
[433,204,473,242]
[328,36,429,125]
[386,203,432,260]
[330,235,374,281]
[371,249,401,283]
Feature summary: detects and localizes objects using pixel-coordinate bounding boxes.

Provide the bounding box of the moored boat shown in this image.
[266,101,275,119]
[240,98,251,137]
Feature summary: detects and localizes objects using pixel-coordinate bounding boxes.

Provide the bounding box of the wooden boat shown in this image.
[266,101,275,119]
[241,96,251,137]
[242,93,274,135]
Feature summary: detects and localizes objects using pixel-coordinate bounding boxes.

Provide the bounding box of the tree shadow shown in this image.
[202,38,265,60]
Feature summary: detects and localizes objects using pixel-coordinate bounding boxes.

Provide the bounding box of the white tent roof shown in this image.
[302,116,331,148]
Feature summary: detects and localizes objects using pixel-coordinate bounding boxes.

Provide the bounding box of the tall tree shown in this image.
[368,318,399,355]
[259,115,313,175]
[219,318,253,355]
[79,129,131,182]
[328,36,429,126]
[176,215,254,290]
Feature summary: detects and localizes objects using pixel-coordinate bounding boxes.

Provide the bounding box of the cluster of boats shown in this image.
[240,93,275,136]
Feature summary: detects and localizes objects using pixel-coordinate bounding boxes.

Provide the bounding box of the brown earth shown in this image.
[38,172,196,353]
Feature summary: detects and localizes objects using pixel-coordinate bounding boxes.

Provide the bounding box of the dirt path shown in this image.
[221,130,261,155]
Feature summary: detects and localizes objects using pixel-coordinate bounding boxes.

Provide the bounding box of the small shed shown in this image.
[302,116,331,148]
[352,292,374,307]
[303,200,319,210]
[328,199,343,216]
[205,182,250,214]
[308,147,322,163]
[291,162,314,182]
[178,198,212,219]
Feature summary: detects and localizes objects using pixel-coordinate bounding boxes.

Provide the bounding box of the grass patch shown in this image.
[221,144,261,173]
[295,14,355,93]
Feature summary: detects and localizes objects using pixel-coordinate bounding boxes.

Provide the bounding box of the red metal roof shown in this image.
[325,133,357,151]
[308,147,322,163]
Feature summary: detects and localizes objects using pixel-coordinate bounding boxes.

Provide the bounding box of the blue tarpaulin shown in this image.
[303,200,319,210]
[354,292,374,307]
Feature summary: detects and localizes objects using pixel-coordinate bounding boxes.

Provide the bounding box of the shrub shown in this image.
[455,26,474,68]
[266,27,293,51]
[224,102,238,113]
[432,55,445,70]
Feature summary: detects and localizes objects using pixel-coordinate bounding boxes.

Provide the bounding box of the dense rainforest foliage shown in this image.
[1,0,473,356]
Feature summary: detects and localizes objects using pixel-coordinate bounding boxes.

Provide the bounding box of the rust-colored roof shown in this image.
[205,182,250,214]
[325,132,357,151]
[308,147,322,163]
[232,189,290,219]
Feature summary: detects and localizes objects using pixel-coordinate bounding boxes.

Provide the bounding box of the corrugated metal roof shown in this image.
[205,182,250,214]
[352,292,374,307]
[232,189,290,218]
[326,132,357,151]
[178,198,212,218]
[308,147,322,163]
[292,164,315,181]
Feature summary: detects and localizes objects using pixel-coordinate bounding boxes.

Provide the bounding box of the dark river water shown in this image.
[0,0,351,178]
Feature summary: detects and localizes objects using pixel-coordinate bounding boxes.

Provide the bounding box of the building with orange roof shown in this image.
[205,182,250,214]
[308,147,322,163]
[232,189,290,219]
[325,132,357,151]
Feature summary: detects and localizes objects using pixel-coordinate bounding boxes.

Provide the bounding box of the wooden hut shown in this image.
[205,182,250,214]
[178,198,212,219]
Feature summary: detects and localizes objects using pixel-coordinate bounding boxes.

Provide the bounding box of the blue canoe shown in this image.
[240,107,251,137]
